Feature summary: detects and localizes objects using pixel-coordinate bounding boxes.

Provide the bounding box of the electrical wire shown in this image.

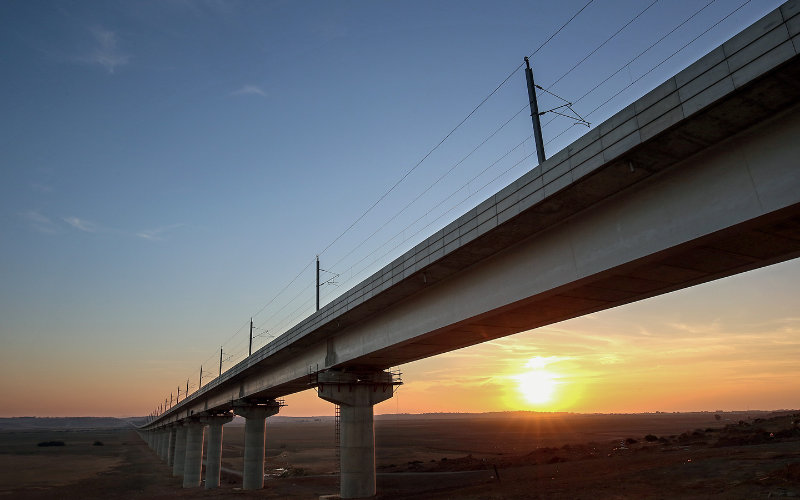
[312,0,601,301]
[322,137,533,297]
[315,0,597,261]
[545,0,660,90]
[542,0,719,135]
[250,258,315,322]
[585,0,752,119]
[544,0,752,147]
[528,0,596,58]
[326,103,530,275]
[348,148,539,288]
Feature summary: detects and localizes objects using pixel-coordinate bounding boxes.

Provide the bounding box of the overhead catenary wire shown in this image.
[313,0,667,308]
[313,0,681,307]
[584,0,752,119]
[545,0,661,90]
[219,0,601,352]
[541,0,720,136]
[232,0,597,340]
[315,0,596,261]
[312,1,602,295]
[326,103,530,275]
[339,148,540,292]
[320,136,534,299]
[528,0,596,59]
[310,0,752,317]
[544,0,752,147]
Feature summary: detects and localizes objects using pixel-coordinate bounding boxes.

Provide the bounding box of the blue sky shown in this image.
[1,0,797,416]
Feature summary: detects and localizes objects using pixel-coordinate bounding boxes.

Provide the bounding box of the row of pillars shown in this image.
[141,370,396,499]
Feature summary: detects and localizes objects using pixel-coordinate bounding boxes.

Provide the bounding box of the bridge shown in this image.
[140,3,800,498]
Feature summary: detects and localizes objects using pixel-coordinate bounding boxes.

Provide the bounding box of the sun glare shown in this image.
[515,357,561,405]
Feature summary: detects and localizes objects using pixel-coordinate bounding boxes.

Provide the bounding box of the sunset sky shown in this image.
[1,0,797,418]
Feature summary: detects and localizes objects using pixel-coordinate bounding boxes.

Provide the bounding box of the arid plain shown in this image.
[1,411,799,499]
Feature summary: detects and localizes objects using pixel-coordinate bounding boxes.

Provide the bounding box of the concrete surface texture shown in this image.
[233,404,280,490]
[171,424,186,478]
[181,421,204,488]
[201,414,232,489]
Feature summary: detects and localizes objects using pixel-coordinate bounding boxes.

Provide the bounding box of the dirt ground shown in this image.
[0,411,798,499]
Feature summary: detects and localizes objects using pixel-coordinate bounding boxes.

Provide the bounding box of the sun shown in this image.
[515,357,560,405]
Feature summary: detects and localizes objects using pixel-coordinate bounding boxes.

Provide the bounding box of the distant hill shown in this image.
[0,417,133,431]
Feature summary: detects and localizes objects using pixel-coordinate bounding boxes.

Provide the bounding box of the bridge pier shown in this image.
[317,370,395,499]
[167,425,177,466]
[172,422,187,477]
[233,401,281,490]
[183,419,206,488]
[201,413,233,489]
[155,429,163,459]
[159,428,169,461]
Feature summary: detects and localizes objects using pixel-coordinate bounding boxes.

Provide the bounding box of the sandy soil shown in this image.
[0,455,122,489]
[0,411,797,499]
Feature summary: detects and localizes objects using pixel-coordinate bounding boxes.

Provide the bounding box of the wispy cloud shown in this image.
[63,216,97,232]
[230,84,266,97]
[136,224,183,241]
[21,210,59,234]
[81,27,129,73]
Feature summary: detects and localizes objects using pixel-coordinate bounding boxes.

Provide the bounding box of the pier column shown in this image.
[172,422,187,477]
[182,419,206,488]
[200,413,233,490]
[317,370,396,499]
[167,426,177,466]
[159,428,169,461]
[233,401,281,490]
[155,429,163,458]
[201,413,234,489]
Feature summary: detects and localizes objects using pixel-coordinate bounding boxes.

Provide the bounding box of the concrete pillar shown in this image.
[233,402,281,490]
[201,413,234,489]
[167,426,177,466]
[182,419,206,488]
[317,370,395,499]
[159,429,168,460]
[172,423,187,477]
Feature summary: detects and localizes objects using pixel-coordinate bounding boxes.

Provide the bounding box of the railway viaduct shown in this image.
[140,3,800,497]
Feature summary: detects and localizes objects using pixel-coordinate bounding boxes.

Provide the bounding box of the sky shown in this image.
[1,0,797,418]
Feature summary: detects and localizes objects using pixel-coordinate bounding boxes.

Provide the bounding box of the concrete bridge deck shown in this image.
[141,2,800,497]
